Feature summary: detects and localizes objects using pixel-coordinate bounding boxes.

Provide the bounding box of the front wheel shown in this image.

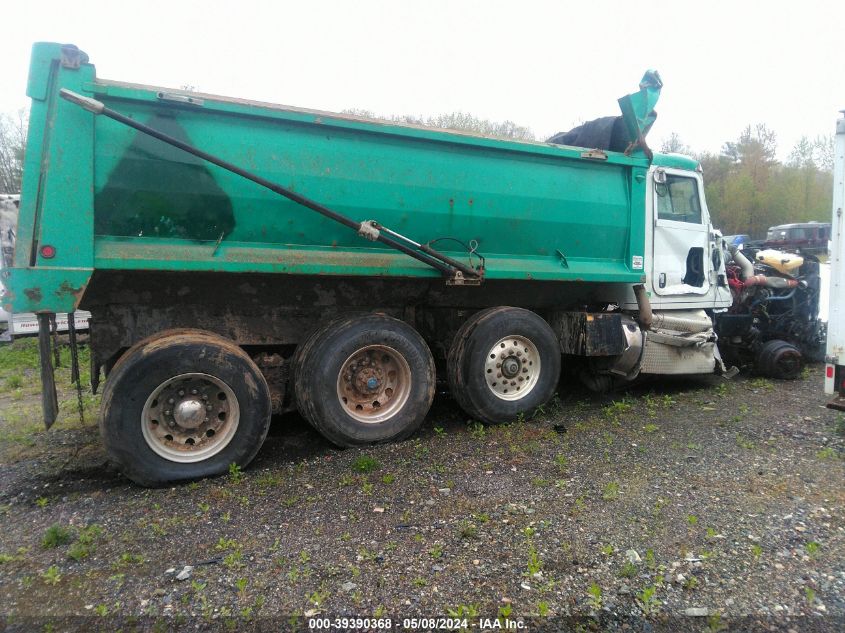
[100,330,271,486]
[447,307,561,424]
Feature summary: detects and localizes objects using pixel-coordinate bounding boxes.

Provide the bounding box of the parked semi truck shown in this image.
[825,112,845,411]
[5,43,746,485]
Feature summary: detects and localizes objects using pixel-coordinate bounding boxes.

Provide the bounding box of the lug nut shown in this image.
[206,404,213,411]
[191,389,198,395]
[178,390,185,396]
[168,398,175,404]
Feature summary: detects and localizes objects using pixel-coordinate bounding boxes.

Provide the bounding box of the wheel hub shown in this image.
[484,335,541,401]
[352,366,384,393]
[337,345,412,423]
[173,398,206,429]
[141,373,240,463]
[501,356,521,378]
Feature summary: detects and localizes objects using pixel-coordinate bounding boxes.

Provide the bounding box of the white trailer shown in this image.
[825,112,845,410]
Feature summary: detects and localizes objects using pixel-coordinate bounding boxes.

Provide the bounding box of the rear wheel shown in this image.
[294,314,435,446]
[100,330,271,486]
[755,339,803,380]
[447,307,561,424]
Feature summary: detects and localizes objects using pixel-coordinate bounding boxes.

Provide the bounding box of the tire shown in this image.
[447,307,561,424]
[294,314,435,447]
[100,330,271,486]
[755,339,803,380]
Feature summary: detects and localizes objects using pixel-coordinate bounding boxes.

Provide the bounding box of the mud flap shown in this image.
[37,313,59,429]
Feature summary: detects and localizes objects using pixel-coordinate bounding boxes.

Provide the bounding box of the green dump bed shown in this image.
[5,43,650,315]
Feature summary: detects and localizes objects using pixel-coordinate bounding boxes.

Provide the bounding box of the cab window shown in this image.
[656,175,702,224]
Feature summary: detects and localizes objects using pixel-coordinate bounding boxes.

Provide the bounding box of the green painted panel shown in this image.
[8,44,690,314]
[2,268,92,314]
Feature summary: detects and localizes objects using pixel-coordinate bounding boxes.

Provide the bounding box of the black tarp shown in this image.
[546,116,630,152]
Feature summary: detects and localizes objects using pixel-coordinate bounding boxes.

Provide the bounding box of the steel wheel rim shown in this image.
[336,345,412,423]
[141,373,240,463]
[485,335,541,401]
[775,351,801,378]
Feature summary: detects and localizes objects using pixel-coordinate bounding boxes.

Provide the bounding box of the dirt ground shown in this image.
[0,339,843,632]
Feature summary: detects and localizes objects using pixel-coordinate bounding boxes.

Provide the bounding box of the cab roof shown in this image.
[652,152,700,172]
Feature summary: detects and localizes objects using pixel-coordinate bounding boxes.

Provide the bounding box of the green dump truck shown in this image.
[3,43,734,485]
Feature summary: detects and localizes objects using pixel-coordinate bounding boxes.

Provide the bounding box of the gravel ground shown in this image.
[0,343,843,632]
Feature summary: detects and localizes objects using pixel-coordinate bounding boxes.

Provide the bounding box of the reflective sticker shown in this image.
[632,255,644,270]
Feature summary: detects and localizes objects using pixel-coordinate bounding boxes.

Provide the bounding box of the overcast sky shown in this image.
[2,0,844,159]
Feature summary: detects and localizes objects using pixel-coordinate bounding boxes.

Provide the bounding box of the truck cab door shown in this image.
[651,168,711,297]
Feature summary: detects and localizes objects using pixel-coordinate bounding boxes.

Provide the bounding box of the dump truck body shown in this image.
[8,44,650,315]
[3,44,734,484]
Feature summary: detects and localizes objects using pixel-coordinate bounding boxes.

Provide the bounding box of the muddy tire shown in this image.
[100,330,271,486]
[447,307,560,424]
[756,339,803,380]
[294,314,435,447]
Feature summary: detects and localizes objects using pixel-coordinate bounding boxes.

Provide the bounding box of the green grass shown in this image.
[586,583,602,609]
[67,525,102,561]
[816,447,838,460]
[0,339,100,459]
[636,585,661,615]
[5,375,23,389]
[42,524,72,549]
[0,339,40,375]
[228,462,243,483]
[553,453,567,472]
[458,520,478,540]
[41,565,61,585]
[526,546,541,575]
[735,434,755,450]
[602,399,632,424]
[352,455,380,473]
[601,481,620,501]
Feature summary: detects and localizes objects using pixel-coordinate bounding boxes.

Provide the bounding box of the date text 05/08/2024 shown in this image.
[307,617,527,630]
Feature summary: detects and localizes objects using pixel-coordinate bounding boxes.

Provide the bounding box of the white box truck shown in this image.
[825,112,845,410]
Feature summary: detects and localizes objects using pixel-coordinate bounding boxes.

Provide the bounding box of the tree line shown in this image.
[0,110,26,194]
[0,106,834,240]
[662,125,833,238]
